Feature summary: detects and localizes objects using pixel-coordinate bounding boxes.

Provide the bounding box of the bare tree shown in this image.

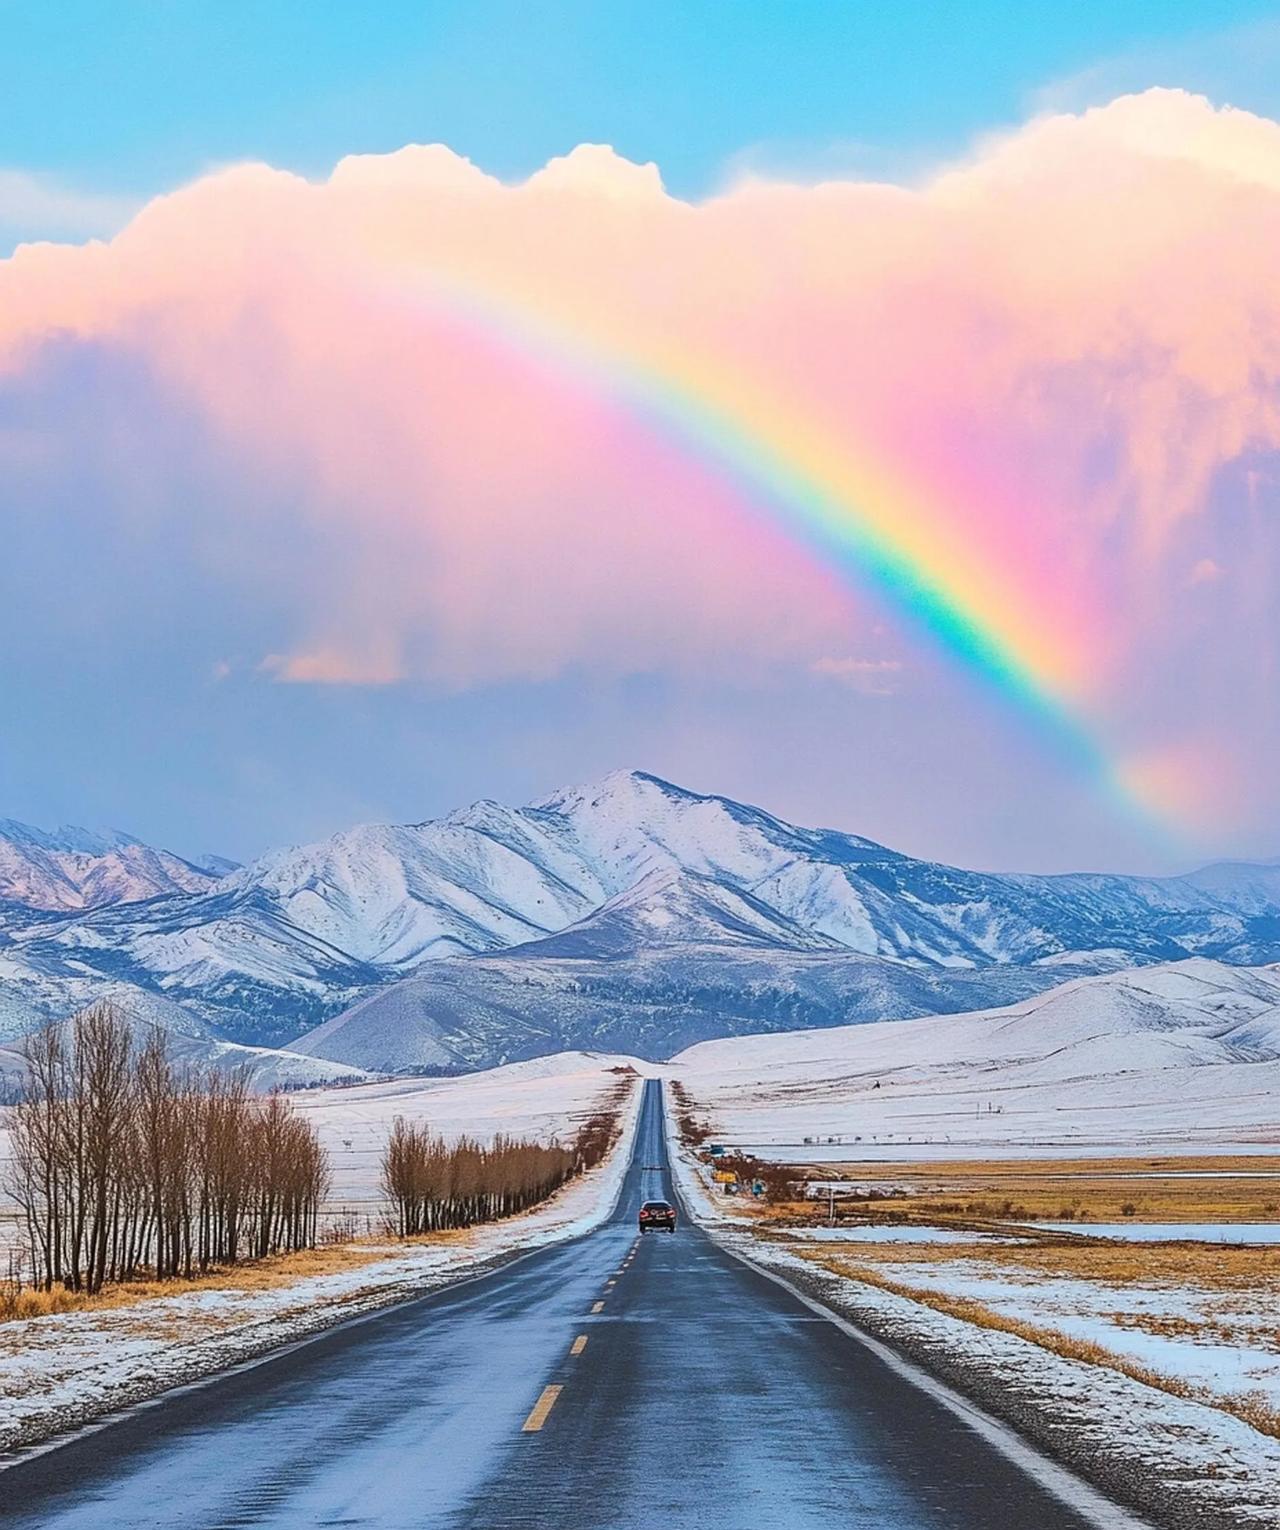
[4,1005,330,1294]
[380,1080,629,1239]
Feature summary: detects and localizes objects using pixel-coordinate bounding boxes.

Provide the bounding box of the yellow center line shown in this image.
[591,1300,605,1313]
[522,1385,563,1433]
[570,1334,588,1356]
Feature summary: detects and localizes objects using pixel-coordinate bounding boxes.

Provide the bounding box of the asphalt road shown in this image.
[0,1080,1144,1529]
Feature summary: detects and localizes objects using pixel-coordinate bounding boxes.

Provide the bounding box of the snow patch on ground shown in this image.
[1029,1222,1280,1243]
[778,1225,1021,1244]
[665,1089,1280,1529]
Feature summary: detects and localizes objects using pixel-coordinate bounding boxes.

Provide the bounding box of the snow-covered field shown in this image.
[0,1066,643,1453]
[291,1051,646,1208]
[672,958,1280,1156]
[667,1105,1280,1528]
[780,1225,1019,1244]
[1028,1222,1280,1243]
[829,1249,1280,1408]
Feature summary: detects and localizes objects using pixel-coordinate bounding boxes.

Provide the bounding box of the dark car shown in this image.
[639,1199,676,1233]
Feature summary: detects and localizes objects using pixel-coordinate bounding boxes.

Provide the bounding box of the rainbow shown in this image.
[392,271,1170,836]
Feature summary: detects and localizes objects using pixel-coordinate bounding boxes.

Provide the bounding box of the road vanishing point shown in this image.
[0,1080,1148,1529]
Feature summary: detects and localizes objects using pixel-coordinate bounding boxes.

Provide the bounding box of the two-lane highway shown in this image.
[0,1081,1144,1529]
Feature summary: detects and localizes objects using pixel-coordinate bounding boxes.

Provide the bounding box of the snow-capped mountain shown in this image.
[3,770,1280,1061]
[0,818,227,911]
[671,958,1280,1152]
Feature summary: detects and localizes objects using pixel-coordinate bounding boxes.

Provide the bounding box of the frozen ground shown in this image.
[779,1225,1021,1244]
[667,1105,1280,1529]
[832,1252,1280,1408]
[1030,1222,1280,1243]
[738,1139,1280,1163]
[0,1066,643,1453]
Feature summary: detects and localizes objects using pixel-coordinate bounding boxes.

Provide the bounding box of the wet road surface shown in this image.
[0,1080,1145,1529]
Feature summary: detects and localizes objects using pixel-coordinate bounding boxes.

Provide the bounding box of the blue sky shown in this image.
[4,1,1278,241]
[1,3,1277,871]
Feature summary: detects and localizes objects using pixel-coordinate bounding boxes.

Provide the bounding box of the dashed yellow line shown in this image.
[591,1300,605,1313]
[522,1385,563,1433]
[570,1334,588,1356]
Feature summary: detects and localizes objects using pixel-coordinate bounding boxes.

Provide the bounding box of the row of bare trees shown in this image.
[668,1079,710,1146]
[381,1091,626,1238]
[6,1004,329,1293]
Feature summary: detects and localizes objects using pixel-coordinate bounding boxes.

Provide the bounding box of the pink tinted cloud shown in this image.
[259,647,405,686]
[1,91,1279,828]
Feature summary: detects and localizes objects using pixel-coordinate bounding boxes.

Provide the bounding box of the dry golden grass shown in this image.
[787,1232,1280,1292]
[808,1251,1280,1442]
[788,1153,1280,1227]
[0,1285,88,1321]
[775,1167,1280,1442]
[0,1239,410,1324]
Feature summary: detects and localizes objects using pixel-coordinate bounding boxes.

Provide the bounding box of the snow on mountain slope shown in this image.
[1,889,384,1046]
[225,769,1280,974]
[226,817,599,968]
[6,770,1280,1057]
[188,853,243,877]
[0,819,226,911]
[671,959,1280,1154]
[504,866,846,960]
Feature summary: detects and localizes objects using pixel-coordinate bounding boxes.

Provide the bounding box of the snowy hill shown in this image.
[671,958,1280,1154]
[0,819,227,911]
[289,943,1121,1074]
[3,770,1280,1059]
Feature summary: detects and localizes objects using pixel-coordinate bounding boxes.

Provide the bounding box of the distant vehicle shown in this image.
[639,1199,676,1233]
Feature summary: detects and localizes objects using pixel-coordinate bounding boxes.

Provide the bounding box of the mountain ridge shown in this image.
[0,817,229,912]
[4,770,1280,1061]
